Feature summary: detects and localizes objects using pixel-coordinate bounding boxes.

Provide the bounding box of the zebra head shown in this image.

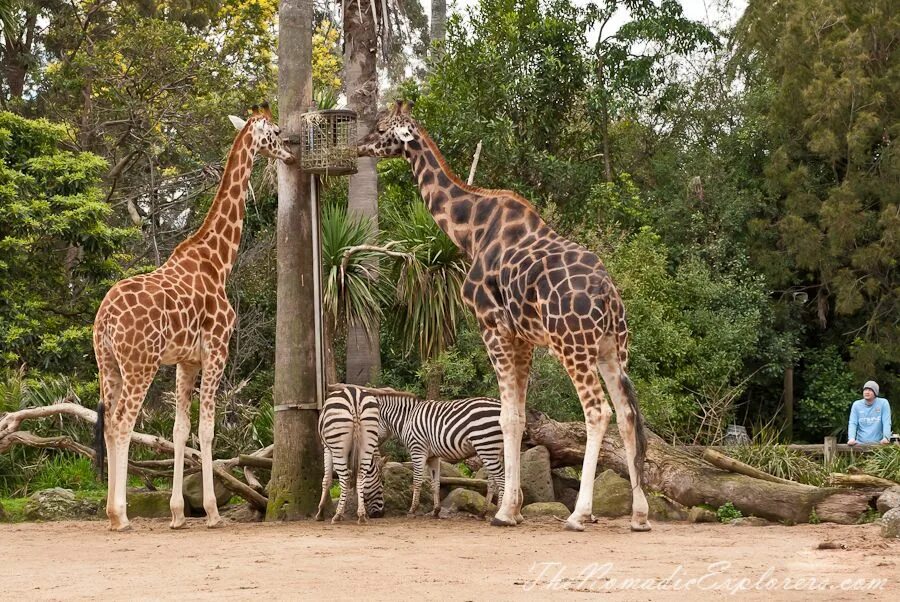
[362,452,388,518]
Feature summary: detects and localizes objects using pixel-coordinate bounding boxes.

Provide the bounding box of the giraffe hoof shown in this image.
[630,520,652,532]
[515,514,524,524]
[113,523,133,533]
[490,516,517,527]
[169,519,188,530]
[564,519,585,532]
[206,517,224,529]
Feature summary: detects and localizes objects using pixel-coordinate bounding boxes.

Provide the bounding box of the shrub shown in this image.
[716,502,742,523]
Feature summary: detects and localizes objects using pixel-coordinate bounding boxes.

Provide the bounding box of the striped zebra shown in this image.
[368,388,506,517]
[316,385,385,524]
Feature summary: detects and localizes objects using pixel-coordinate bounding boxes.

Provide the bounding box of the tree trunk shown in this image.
[343,0,381,385]
[430,0,447,57]
[267,0,323,520]
[3,12,38,104]
[524,409,875,525]
[596,57,614,182]
[783,363,794,442]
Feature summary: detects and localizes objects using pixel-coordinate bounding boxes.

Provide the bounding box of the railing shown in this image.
[679,437,888,465]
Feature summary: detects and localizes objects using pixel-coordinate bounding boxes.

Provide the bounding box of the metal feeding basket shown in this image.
[299,109,358,176]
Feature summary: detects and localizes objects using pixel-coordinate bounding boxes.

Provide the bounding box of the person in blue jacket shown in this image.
[847,380,891,446]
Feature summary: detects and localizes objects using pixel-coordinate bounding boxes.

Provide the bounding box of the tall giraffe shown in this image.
[358,101,650,532]
[93,104,295,531]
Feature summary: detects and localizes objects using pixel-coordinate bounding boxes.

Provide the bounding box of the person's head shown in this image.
[862,380,879,402]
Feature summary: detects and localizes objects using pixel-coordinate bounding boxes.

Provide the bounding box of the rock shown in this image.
[557,487,578,512]
[182,472,231,513]
[222,503,264,523]
[591,469,632,518]
[876,487,900,514]
[730,516,770,527]
[473,467,487,481]
[881,507,900,539]
[688,506,718,524]
[441,488,491,516]
[441,462,462,478]
[648,495,687,521]
[23,488,101,521]
[551,466,580,499]
[519,446,555,504]
[126,490,173,519]
[521,502,570,519]
[383,462,433,516]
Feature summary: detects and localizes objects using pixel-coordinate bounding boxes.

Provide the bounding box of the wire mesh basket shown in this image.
[299,109,358,176]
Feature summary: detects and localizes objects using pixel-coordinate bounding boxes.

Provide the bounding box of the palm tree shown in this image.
[383,201,468,398]
[321,201,389,384]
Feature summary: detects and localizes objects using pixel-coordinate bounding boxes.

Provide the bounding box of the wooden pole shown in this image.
[783,363,794,442]
[267,0,323,520]
[823,436,837,467]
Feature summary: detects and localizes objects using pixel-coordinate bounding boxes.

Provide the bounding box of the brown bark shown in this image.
[702,448,807,487]
[267,0,324,520]
[430,0,446,57]
[343,0,381,385]
[524,409,876,524]
[827,473,898,488]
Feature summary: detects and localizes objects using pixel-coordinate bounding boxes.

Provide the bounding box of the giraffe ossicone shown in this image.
[92,104,295,532]
[358,100,651,532]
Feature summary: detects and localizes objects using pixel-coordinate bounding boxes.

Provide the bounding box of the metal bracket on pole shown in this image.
[274,402,321,412]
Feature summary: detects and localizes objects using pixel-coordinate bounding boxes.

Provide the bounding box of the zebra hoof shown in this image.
[314,512,324,522]
[331,514,344,524]
[357,516,368,525]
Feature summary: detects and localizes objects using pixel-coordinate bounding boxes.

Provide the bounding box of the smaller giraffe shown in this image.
[93,104,294,531]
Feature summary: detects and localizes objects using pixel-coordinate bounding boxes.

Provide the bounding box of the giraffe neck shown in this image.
[403,130,481,257]
[172,125,258,278]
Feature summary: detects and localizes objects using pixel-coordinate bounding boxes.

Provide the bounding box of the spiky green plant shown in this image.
[382,201,469,361]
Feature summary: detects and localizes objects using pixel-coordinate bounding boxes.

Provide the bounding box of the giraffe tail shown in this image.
[620,373,646,491]
[93,401,106,477]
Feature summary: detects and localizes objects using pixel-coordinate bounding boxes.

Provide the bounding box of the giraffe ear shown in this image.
[228,115,247,130]
[396,125,414,142]
[400,100,414,115]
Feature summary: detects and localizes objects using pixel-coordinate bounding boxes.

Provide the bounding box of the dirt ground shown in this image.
[1,516,896,601]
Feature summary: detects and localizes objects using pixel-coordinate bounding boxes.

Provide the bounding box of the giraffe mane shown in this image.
[171,120,253,257]
[416,125,540,214]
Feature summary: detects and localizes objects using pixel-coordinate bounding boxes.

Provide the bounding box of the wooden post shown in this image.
[823,436,837,467]
[783,363,794,442]
[266,0,323,520]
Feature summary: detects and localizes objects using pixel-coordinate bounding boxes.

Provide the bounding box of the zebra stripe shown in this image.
[316,385,384,524]
[372,390,505,517]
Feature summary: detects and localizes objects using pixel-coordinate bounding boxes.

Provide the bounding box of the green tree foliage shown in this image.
[0,111,133,372]
[736,0,900,393]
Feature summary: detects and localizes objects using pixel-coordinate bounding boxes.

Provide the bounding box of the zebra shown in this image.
[315,385,385,524]
[367,387,506,518]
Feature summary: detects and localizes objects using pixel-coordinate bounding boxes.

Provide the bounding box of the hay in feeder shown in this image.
[300,109,358,176]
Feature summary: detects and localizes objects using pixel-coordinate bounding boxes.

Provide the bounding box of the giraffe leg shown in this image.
[408,452,426,516]
[512,341,532,523]
[198,355,226,528]
[98,361,123,529]
[316,447,334,521]
[558,355,612,532]
[109,369,157,531]
[170,362,200,529]
[598,361,650,532]
[482,331,529,527]
[427,457,441,517]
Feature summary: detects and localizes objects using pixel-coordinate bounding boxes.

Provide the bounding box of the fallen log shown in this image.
[701,449,810,487]
[239,454,274,469]
[827,473,898,489]
[524,409,876,524]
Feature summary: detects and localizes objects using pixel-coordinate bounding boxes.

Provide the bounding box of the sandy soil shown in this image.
[1,516,896,601]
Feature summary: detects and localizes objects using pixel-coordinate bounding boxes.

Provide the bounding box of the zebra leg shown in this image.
[474,447,504,518]
[408,452,426,516]
[332,465,351,524]
[427,457,441,517]
[356,460,368,525]
[316,447,333,521]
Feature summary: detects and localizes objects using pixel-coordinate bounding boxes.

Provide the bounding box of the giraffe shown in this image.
[92,104,295,531]
[357,101,650,532]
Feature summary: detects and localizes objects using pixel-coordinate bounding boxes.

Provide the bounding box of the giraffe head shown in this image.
[357,100,419,158]
[228,102,296,165]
